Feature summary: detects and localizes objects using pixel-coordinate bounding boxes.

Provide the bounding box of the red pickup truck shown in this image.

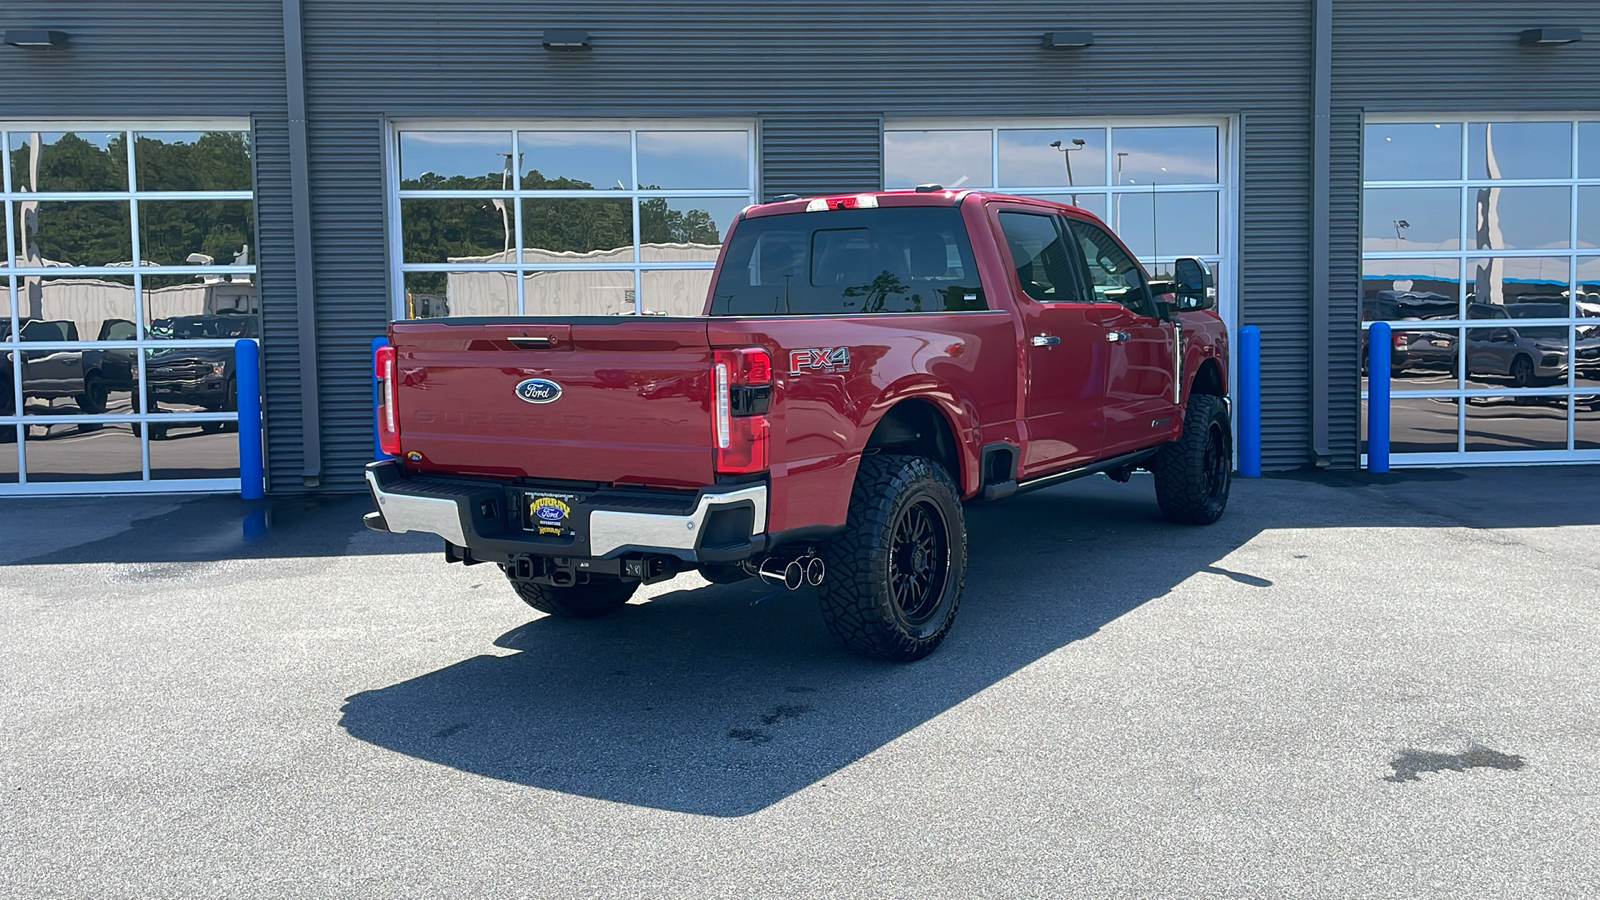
[365,189,1231,661]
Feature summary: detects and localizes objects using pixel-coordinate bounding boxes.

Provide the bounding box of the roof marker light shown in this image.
[806,198,828,212]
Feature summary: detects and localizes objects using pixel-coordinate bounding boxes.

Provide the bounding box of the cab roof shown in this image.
[743,188,1101,220]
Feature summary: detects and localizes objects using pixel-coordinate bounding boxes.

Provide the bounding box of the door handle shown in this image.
[1030,334,1061,347]
[1105,331,1131,342]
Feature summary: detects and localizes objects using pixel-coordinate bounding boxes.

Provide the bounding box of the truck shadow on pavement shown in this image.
[337,466,1598,817]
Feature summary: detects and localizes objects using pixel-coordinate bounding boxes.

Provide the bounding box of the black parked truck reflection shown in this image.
[144,315,255,434]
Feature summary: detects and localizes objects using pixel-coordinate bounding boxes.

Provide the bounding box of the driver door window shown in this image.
[998,212,1084,303]
[1070,220,1156,318]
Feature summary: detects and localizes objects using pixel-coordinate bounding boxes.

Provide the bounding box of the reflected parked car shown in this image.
[145,314,257,435]
[0,318,137,419]
[1465,302,1567,387]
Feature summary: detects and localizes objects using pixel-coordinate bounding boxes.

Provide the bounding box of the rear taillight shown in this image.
[712,348,772,474]
[1393,332,1409,349]
[375,345,401,457]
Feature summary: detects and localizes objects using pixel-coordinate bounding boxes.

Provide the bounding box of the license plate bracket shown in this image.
[525,492,582,536]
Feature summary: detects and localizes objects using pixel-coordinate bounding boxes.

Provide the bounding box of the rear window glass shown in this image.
[708,207,985,316]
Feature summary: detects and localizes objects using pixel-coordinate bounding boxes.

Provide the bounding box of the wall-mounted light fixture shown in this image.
[1042,31,1094,50]
[3,30,70,49]
[542,29,591,51]
[1520,27,1582,46]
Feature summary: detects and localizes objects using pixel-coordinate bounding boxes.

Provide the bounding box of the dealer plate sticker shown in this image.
[527,493,580,536]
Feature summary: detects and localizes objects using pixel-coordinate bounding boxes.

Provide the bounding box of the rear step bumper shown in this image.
[364,460,767,564]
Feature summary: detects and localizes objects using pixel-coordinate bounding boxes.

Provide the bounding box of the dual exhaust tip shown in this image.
[755,555,825,590]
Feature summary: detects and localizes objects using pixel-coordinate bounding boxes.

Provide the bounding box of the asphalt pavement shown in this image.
[2,466,1597,898]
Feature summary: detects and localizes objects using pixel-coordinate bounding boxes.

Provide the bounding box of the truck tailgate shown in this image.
[390,318,715,488]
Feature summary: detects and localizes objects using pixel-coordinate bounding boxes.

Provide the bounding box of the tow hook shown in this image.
[747,552,825,590]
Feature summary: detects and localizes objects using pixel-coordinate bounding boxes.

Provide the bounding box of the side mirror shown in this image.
[1173,257,1215,311]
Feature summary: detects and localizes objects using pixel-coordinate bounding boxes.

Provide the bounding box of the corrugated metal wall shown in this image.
[0,1,303,490]
[298,0,1316,485]
[1330,1,1600,464]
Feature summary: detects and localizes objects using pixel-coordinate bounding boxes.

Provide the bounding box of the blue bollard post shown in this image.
[1238,324,1261,477]
[235,338,264,499]
[1367,322,1391,473]
[371,336,392,461]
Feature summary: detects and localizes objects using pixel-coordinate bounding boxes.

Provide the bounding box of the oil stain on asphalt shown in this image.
[1384,745,1526,783]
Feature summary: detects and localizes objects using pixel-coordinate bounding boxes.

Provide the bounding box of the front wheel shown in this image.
[817,454,967,662]
[503,569,636,618]
[1152,393,1232,525]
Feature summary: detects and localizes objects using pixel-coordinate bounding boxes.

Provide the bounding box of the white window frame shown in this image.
[1361,113,1600,466]
[2,119,256,494]
[385,118,758,319]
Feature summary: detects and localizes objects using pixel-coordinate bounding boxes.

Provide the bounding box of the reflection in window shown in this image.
[146,345,239,414]
[998,129,1106,188]
[642,269,713,317]
[8,131,129,193]
[1362,259,1461,321]
[1114,191,1219,257]
[1364,123,1462,182]
[1470,122,1571,181]
[522,269,634,316]
[401,197,514,264]
[148,423,240,479]
[1582,122,1600,178]
[640,197,745,261]
[1468,257,1570,308]
[134,132,252,192]
[25,274,136,349]
[404,270,515,319]
[520,131,632,189]
[1577,401,1600,449]
[1110,127,1219,185]
[1471,186,1571,250]
[399,131,511,185]
[138,200,254,267]
[143,274,258,339]
[883,130,992,189]
[636,131,748,190]
[25,202,132,266]
[521,197,633,261]
[1363,188,1461,251]
[1579,186,1599,250]
[0,443,15,483]
[1462,326,1569,390]
[1368,395,1459,455]
[23,422,142,482]
[1466,396,1567,451]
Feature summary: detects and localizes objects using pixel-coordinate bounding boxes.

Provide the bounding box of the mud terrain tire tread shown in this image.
[1152,392,1232,525]
[505,572,637,618]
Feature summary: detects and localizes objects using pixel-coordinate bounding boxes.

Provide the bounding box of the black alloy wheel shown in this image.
[1510,356,1534,389]
[1201,419,1230,508]
[888,498,950,629]
[1153,392,1232,525]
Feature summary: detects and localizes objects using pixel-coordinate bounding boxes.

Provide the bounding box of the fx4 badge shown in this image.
[789,347,851,376]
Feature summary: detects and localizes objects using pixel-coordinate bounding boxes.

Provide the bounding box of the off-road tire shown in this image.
[1152,393,1232,525]
[503,570,636,618]
[76,373,109,415]
[817,454,966,662]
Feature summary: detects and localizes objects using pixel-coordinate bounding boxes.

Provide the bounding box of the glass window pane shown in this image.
[1465,396,1567,451]
[999,212,1079,303]
[1114,191,1219,257]
[1111,127,1218,185]
[146,345,238,414]
[398,131,512,188]
[1580,259,1600,317]
[640,197,745,262]
[23,201,131,266]
[1580,122,1600,178]
[522,269,633,316]
[1363,187,1460,251]
[2,277,13,339]
[1573,323,1600,389]
[636,131,748,190]
[1,203,10,267]
[1576,396,1600,448]
[519,131,632,190]
[1367,395,1459,455]
[134,132,251,192]
[23,422,141,482]
[1471,185,1571,250]
[403,270,515,318]
[642,269,712,317]
[1385,326,1459,390]
[1365,123,1462,182]
[1468,257,1570,311]
[400,197,514,264]
[143,274,258,340]
[137,200,254,267]
[520,197,633,262]
[884,130,992,190]
[148,422,239,478]
[1469,122,1572,180]
[16,320,136,418]
[1463,325,1569,390]
[8,131,129,193]
[0,442,15,483]
[25,271,137,349]
[998,129,1106,188]
[1579,185,1599,250]
[1363,258,1461,321]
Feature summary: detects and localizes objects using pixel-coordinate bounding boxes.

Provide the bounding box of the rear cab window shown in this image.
[709,207,985,316]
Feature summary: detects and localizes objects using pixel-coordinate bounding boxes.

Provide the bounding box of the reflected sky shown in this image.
[1110,127,1219,185]
[883,131,991,189]
[399,131,511,184]
[520,131,632,189]
[1364,188,1459,250]
[1582,123,1600,178]
[1115,191,1219,257]
[997,129,1106,188]
[1470,122,1571,180]
[1365,123,1462,182]
[635,132,748,190]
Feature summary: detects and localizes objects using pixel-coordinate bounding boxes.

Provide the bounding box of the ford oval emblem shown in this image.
[514,378,562,404]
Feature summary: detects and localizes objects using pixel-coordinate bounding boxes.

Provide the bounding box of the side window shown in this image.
[998,212,1083,303]
[1069,220,1155,317]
